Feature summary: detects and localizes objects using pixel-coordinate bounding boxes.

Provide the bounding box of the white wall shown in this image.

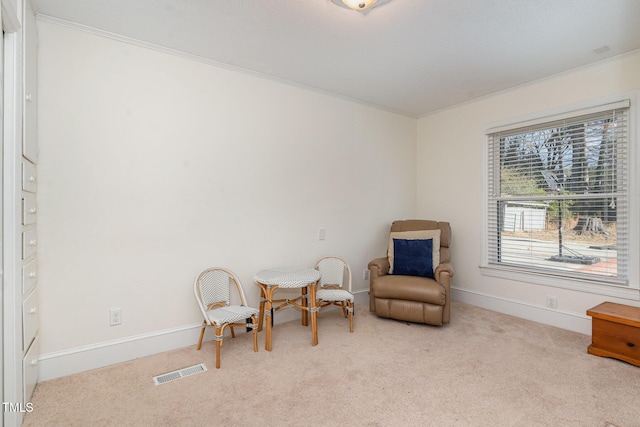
[36,21,416,376]
[417,51,640,332]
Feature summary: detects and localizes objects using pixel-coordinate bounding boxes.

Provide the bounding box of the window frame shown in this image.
[480,93,640,301]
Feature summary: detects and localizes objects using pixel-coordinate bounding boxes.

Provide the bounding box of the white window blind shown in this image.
[486,102,629,286]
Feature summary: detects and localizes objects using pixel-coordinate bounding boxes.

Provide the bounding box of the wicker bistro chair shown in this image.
[314,256,354,332]
[193,267,259,369]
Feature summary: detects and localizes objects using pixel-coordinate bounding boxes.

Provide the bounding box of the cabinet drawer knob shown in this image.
[30,359,37,366]
[25,94,32,102]
[29,307,37,315]
[29,239,36,246]
[29,176,36,183]
[29,208,37,214]
[628,342,636,348]
[29,271,36,278]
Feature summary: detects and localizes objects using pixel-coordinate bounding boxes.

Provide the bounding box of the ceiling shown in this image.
[31,0,640,117]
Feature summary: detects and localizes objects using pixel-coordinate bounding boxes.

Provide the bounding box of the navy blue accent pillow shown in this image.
[392,238,434,278]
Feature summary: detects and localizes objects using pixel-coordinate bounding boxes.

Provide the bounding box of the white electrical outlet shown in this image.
[110,308,122,326]
[318,228,326,240]
[546,296,557,309]
[363,269,370,281]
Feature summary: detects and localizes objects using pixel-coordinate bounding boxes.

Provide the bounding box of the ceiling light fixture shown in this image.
[342,0,377,10]
[330,0,392,14]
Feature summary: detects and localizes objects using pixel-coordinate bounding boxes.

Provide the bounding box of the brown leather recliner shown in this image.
[368,220,454,326]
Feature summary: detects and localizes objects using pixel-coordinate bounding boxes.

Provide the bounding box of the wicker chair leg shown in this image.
[252,315,259,352]
[348,302,354,332]
[215,327,223,369]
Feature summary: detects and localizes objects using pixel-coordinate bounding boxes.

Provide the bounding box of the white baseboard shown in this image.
[353,289,369,305]
[451,287,592,336]
[38,323,206,381]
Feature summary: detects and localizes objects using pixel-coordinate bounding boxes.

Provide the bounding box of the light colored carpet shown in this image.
[23,302,640,426]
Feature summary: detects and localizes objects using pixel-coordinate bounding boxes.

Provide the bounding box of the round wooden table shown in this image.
[254,267,321,351]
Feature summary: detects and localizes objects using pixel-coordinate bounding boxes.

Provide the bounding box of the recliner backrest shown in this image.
[389,220,451,264]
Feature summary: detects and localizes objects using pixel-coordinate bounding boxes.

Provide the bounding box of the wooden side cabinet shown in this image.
[587,302,640,367]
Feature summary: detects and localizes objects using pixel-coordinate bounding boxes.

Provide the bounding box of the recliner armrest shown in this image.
[368,257,390,279]
[368,257,389,312]
[435,262,454,283]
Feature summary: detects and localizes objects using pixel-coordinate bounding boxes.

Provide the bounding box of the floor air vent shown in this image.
[153,363,207,385]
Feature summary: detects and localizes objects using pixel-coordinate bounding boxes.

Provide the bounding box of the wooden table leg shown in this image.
[301,286,309,326]
[257,286,265,332]
[310,283,318,346]
[263,285,277,352]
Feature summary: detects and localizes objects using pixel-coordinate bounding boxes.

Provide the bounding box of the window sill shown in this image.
[479,264,640,301]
